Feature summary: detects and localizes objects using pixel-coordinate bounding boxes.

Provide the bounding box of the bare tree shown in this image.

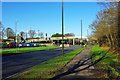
[6,27,15,39]
[28,30,36,38]
[40,32,43,38]
[89,2,119,49]
[0,22,5,40]
[65,33,75,37]
[20,31,25,39]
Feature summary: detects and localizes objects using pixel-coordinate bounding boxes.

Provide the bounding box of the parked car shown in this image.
[0,42,8,48]
[19,43,26,47]
[8,43,15,48]
[29,43,34,47]
[26,43,30,47]
[34,43,39,47]
[8,43,20,48]
[26,43,34,47]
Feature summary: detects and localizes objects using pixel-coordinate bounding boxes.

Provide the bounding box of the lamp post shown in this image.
[62,0,64,56]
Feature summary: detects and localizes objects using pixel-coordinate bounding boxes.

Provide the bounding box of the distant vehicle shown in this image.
[34,43,39,47]
[19,43,26,47]
[8,43,16,48]
[26,43,30,47]
[0,42,8,48]
[29,43,34,47]
[13,43,18,47]
[26,43,34,47]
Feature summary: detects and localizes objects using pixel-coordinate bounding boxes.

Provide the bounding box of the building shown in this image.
[25,36,89,45]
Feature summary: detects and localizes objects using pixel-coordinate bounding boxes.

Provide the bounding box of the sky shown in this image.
[2,0,118,2]
[2,2,102,38]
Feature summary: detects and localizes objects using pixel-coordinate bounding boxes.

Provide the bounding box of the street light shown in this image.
[15,20,18,48]
[62,0,64,56]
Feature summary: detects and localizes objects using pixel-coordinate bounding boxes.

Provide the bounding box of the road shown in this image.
[2,46,81,79]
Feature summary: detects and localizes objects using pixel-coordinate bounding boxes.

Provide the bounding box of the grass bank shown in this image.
[91,46,120,79]
[1,47,60,56]
[13,46,87,79]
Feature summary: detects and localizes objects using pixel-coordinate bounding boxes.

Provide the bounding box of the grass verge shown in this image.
[91,46,120,79]
[1,47,60,56]
[13,46,87,79]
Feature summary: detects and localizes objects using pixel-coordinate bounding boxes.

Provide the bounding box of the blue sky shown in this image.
[2,2,101,38]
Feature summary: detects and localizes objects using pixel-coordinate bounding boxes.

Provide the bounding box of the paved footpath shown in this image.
[51,46,97,80]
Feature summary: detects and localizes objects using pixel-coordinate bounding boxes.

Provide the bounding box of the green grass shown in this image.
[1,47,60,56]
[91,46,120,78]
[13,46,87,79]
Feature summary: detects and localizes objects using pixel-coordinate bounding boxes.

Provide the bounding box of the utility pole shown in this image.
[87,28,88,39]
[81,19,82,46]
[62,0,64,56]
[15,20,18,48]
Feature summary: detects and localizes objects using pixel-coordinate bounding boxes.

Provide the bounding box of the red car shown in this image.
[8,43,16,48]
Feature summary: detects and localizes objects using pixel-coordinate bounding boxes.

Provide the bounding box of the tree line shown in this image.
[0,22,75,40]
[0,22,44,40]
[89,2,120,50]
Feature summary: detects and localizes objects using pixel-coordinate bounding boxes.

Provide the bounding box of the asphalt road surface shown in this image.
[2,46,81,79]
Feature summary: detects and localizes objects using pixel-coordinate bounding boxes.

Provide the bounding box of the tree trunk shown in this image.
[106,34,112,47]
[110,34,115,49]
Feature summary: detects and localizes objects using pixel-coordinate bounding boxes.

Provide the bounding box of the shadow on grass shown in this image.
[50,49,110,80]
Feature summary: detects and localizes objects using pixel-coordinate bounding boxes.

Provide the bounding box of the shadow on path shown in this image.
[50,48,110,80]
